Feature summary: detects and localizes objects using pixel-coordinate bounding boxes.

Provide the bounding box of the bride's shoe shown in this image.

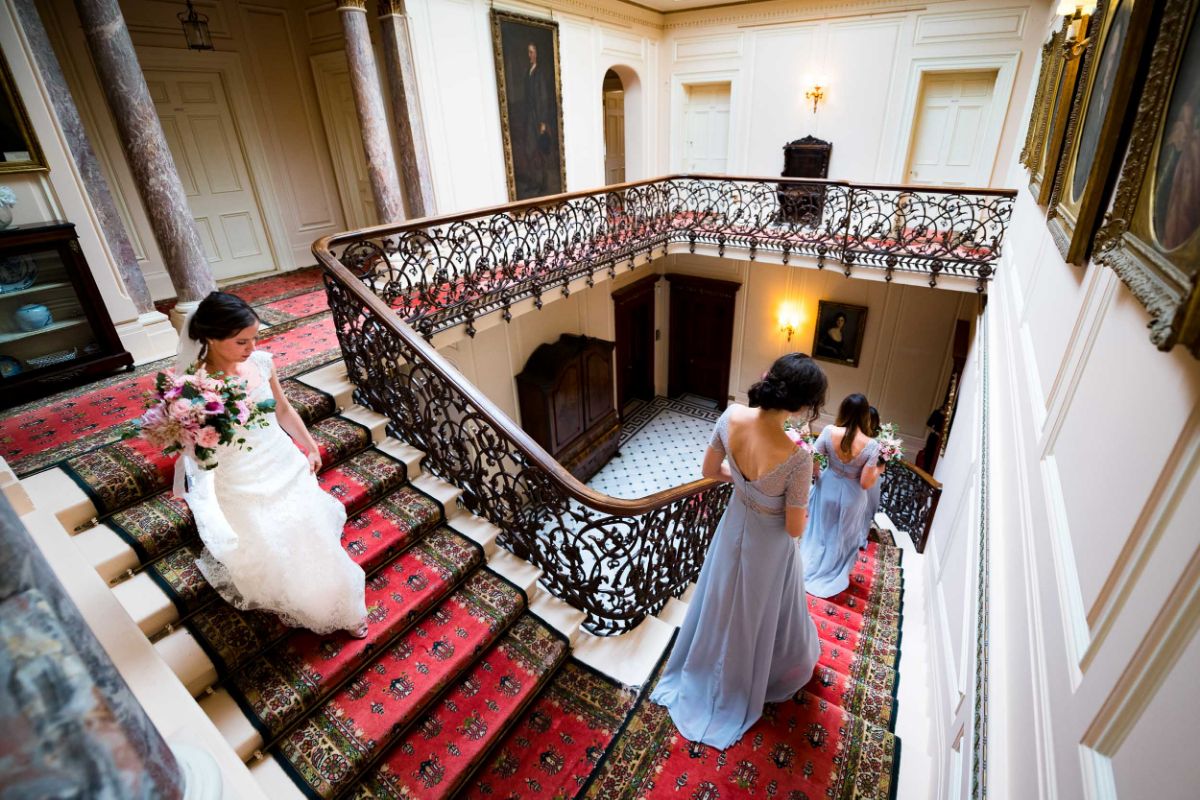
[349,622,369,639]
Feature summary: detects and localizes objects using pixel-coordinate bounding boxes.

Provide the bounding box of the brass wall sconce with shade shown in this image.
[778,302,802,343]
[178,0,214,51]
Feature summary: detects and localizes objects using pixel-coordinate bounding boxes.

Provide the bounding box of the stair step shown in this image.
[264,569,527,797]
[656,596,689,628]
[446,513,501,557]
[76,522,140,584]
[296,360,352,409]
[529,591,587,646]
[349,614,568,800]
[487,549,542,598]
[460,660,638,800]
[573,614,675,689]
[804,662,896,731]
[410,472,462,520]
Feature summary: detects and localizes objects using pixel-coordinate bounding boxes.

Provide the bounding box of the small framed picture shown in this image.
[812,301,868,367]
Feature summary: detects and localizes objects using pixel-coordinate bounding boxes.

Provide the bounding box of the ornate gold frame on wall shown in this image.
[0,45,47,174]
[489,10,568,202]
[1021,21,1068,181]
[1024,19,1080,205]
[1095,0,1200,358]
[1047,0,1157,265]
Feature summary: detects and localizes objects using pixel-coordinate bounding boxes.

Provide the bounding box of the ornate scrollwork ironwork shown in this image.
[317,173,1006,632]
[879,460,943,553]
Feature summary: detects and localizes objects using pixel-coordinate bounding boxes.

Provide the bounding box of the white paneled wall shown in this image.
[661,0,1043,184]
[926,92,1200,800]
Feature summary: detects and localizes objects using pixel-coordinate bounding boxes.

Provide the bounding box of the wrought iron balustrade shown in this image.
[879,460,943,552]
[334,175,1014,339]
[316,174,1007,633]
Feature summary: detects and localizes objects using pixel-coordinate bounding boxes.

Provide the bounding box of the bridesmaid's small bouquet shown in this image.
[785,421,828,470]
[875,422,904,466]
[136,366,275,469]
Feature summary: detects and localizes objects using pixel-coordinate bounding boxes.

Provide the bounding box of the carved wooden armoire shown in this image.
[516,334,619,482]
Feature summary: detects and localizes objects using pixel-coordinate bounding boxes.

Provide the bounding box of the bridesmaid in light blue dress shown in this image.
[860,405,883,550]
[802,393,884,598]
[651,353,827,750]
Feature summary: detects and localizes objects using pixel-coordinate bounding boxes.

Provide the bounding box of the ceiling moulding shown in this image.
[661,0,950,30]
[496,0,667,30]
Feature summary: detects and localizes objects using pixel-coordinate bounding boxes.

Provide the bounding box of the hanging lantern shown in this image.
[178,1,214,51]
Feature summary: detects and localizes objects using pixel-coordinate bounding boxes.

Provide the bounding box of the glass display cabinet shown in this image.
[0,221,133,408]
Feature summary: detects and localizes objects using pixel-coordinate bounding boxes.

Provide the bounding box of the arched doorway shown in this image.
[602,69,625,184]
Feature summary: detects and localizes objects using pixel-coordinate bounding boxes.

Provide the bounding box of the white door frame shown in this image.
[670,69,740,174]
[310,51,376,231]
[889,53,1020,187]
[136,47,289,277]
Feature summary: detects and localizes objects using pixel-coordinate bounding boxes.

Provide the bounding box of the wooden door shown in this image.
[613,275,657,411]
[905,71,998,187]
[604,90,626,184]
[666,274,739,408]
[682,83,731,173]
[310,53,378,230]
[144,70,274,280]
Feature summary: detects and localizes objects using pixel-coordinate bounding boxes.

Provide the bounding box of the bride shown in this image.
[174,291,368,637]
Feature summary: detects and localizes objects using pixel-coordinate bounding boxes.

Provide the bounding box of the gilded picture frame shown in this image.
[1047,0,1156,264]
[812,301,868,368]
[490,10,567,202]
[0,45,47,174]
[1021,20,1069,183]
[1095,0,1200,357]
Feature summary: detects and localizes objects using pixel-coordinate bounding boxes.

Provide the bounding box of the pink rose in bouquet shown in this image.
[875,422,904,466]
[134,364,276,470]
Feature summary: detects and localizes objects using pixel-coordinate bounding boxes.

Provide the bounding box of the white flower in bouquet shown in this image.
[875,422,904,466]
[0,186,17,208]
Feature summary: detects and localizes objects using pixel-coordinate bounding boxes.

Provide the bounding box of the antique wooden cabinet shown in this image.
[779,135,832,224]
[516,334,619,482]
[0,222,133,408]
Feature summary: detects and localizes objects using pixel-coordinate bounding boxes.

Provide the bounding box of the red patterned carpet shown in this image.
[0,268,331,477]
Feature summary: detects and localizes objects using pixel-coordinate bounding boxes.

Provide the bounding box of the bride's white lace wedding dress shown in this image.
[175,350,367,634]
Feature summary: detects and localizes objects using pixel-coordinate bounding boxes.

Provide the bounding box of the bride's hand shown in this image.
[306,448,322,474]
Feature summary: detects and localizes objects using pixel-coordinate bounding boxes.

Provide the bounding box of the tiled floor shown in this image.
[589,396,721,499]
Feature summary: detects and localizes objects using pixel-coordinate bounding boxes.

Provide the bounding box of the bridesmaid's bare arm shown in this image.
[702,445,732,483]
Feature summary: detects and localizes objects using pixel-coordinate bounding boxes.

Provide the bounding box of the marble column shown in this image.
[377,0,436,218]
[13,0,153,314]
[338,0,405,224]
[72,0,215,321]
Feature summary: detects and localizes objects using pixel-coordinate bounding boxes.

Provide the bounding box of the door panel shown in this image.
[613,276,657,410]
[146,70,274,280]
[683,83,731,173]
[667,275,738,408]
[906,71,997,187]
[604,90,626,185]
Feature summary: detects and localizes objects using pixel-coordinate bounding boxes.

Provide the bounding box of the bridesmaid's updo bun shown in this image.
[747,352,827,419]
[189,291,260,343]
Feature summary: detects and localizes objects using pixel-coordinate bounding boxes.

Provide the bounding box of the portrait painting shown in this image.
[1096,0,1200,357]
[0,46,45,174]
[812,301,868,367]
[490,11,567,201]
[1048,0,1155,264]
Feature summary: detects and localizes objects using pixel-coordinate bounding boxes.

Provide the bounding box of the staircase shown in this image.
[20,359,904,799]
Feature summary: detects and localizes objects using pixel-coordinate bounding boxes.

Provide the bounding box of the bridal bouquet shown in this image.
[136,366,275,469]
[875,422,904,466]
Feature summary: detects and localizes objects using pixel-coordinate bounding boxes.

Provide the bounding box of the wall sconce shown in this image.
[778,302,801,342]
[804,84,826,114]
[1057,0,1097,50]
[178,0,214,51]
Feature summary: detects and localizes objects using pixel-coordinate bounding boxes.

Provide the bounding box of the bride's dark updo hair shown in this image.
[747,352,828,421]
[189,291,259,343]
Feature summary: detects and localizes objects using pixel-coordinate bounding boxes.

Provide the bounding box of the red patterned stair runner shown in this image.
[269,569,528,797]
[580,541,904,800]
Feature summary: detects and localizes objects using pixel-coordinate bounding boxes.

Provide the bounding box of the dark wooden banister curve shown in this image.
[314,173,1010,633]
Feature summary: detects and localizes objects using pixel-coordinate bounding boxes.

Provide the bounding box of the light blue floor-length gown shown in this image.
[801,427,881,597]
[650,409,821,750]
[861,481,882,549]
